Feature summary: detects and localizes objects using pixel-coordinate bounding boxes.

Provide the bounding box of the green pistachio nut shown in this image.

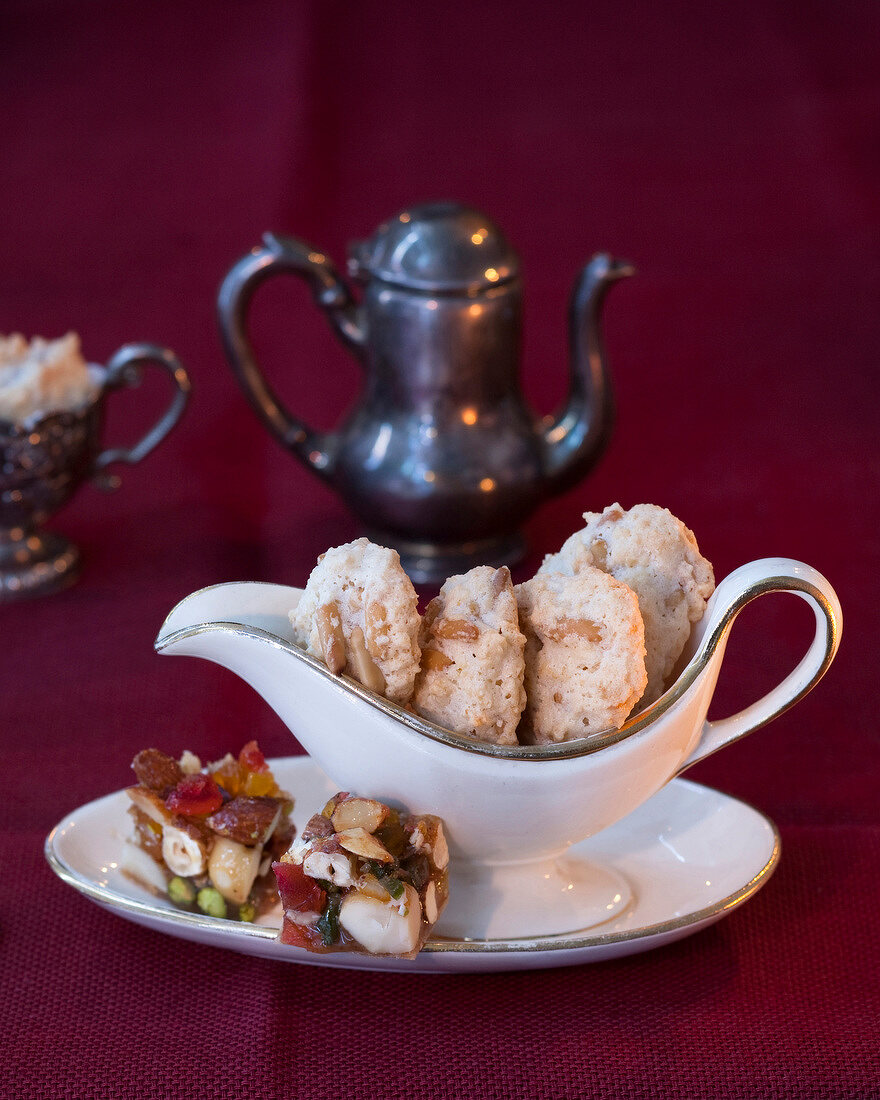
[168,876,196,906]
[197,887,228,919]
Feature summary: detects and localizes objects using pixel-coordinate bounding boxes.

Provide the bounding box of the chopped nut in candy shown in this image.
[121,741,295,922]
[273,793,449,957]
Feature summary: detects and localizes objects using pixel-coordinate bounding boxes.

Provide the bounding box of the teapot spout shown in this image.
[540,254,634,494]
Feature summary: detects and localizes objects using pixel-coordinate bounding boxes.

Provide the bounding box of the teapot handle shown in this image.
[677,557,842,773]
[217,233,365,481]
[93,343,191,486]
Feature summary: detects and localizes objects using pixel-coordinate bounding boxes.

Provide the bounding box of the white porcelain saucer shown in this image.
[46,756,779,974]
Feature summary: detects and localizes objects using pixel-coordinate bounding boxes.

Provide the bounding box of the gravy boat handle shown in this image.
[678,557,842,772]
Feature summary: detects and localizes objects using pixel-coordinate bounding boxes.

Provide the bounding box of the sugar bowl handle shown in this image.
[93,343,191,479]
[217,232,366,482]
[678,557,842,772]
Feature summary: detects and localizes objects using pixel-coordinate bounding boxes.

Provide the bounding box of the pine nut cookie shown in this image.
[412,566,526,746]
[289,538,421,705]
[540,503,714,706]
[515,568,647,744]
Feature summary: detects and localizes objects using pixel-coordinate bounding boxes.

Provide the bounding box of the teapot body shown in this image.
[334,273,547,560]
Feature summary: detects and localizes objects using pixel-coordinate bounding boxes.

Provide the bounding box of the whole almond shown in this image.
[331,797,389,834]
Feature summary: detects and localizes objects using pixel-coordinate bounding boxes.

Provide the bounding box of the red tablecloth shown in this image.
[2,2,878,1097]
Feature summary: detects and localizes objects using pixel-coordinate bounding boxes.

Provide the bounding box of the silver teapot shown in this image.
[218,202,632,582]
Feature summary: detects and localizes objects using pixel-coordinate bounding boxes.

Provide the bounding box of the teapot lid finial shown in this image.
[348,202,519,294]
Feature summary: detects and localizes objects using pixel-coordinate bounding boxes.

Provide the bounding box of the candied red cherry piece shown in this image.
[274,862,328,951]
[165,773,224,817]
[273,860,326,915]
[279,918,325,950]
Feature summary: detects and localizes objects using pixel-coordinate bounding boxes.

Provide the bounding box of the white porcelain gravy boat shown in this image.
[156,557,841,939]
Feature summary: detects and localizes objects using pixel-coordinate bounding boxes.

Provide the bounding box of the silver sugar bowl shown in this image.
[0,343,190,599]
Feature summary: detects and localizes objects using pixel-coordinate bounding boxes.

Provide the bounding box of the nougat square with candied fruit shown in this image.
[274,792,449,958]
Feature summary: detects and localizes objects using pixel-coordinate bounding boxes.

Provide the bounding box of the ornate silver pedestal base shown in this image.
[0,530,81,600]
[367,530,527,586]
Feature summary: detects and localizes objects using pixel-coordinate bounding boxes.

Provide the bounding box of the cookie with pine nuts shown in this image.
[289,538,422,705]
[514,567,647,744]
[540,503,714,707]
[412,565,526,746]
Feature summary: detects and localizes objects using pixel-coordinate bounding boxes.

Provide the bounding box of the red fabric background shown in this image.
[2,2,878,1097]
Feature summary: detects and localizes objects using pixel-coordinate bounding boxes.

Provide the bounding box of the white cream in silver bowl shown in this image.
[0,333,101,425]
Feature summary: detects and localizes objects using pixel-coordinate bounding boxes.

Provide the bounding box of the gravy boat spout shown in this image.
[155,557,841,939]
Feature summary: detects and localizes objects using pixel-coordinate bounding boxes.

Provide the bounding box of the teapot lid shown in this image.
[348,202,519,293]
